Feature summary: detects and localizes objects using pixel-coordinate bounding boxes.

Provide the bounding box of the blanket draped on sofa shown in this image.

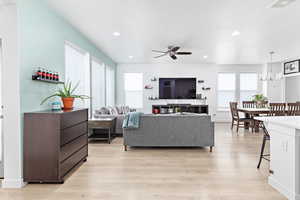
[122,112,143,129]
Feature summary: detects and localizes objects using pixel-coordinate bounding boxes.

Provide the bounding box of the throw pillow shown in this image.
[116,106,123,114]
[108,106,118,115]
[124,106,130,114]
[96,107,110,115]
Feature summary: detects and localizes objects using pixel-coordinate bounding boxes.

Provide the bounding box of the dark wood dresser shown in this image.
[23,108,88,183]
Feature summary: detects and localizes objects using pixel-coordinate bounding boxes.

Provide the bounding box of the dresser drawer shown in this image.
[60,146,88,178]
[61,122,87,146]
[60,134,87,162]
[61,109,88,129]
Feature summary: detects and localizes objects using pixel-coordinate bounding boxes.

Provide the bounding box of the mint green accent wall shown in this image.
[18,0,116,113]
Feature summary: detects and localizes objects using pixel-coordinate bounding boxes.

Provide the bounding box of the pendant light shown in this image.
[259,51,283,81]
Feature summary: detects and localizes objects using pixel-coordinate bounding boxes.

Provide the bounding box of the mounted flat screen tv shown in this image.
[159,78,196,99]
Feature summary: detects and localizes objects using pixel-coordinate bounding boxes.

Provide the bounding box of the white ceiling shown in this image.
[48,0,300,64]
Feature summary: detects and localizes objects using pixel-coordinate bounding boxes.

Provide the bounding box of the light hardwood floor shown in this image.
[0,123,286,200]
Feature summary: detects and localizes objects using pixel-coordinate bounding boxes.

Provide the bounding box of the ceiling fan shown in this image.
[152,46,192,60]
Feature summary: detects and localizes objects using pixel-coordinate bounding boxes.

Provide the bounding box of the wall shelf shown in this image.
[32,77,64,84]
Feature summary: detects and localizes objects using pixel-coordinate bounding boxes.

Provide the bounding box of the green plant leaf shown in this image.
[40,93,60,105]
[70,81,80,94]
[40,81,90,105]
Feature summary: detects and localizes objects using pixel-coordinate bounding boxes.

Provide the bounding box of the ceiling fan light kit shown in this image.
[152,46,192,60]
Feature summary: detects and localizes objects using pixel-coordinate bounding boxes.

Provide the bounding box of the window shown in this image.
[217,72,259,109]
[217,73,236,109]
[240,73,258,103]
[65,42,90,109]
[91,58,105,113]
[106,65,115,106]
[65,42,116,116]
[124,73,143,108]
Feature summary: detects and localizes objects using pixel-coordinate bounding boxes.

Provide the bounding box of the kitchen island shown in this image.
[256,116,300,200]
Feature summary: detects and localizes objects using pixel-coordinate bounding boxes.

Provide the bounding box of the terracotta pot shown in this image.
[61,97,74,110]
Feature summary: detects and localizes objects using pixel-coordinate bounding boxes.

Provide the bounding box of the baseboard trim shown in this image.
[1,178,26,188]
[268,176,299,200]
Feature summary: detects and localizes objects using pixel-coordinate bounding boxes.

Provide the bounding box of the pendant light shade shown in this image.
[259,52,283,81]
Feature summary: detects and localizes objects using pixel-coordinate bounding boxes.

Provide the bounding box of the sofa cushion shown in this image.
[123,106,130,114]
[116,106,123,114]
[108,106,119,115]
[96,107,110,115]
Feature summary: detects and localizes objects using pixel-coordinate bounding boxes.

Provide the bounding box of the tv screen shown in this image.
[159,78,196,99]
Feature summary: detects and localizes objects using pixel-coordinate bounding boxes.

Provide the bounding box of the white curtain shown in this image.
[65,42,90,109]
[91,58,106,113]
[106,65,115,107]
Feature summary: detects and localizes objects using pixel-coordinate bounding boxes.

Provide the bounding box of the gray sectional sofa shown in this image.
[123,113,214,151]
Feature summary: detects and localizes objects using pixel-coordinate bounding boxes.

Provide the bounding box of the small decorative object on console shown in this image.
[150,77,157,82]
[144,85,153,89]
[202,87,211,91]
[51,101,61,111]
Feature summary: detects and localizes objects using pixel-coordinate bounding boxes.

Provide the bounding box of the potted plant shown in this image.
[41,81,89,110]
[252,94,268,108]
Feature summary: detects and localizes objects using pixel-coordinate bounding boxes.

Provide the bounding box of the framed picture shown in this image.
[284,60,300,75]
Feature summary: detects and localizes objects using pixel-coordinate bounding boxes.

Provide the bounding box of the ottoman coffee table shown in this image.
[88,117,117,144]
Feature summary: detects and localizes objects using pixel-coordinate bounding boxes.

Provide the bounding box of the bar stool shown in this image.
[257,122,270,169]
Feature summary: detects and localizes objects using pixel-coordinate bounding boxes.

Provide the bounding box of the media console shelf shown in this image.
[152,104,209,114]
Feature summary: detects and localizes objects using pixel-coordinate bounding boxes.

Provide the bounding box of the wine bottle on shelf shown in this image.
[46,70,50,80]
[49,70,53,81]
[57,72,60,81]
[41,68,45,80]
[37,67,42,80]
[56,72,59,81]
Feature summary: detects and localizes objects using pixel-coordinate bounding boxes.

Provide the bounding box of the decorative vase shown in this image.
[61,97,74,110]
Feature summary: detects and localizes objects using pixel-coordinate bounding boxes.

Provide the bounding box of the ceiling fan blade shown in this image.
[170,54,177,60]
[171,46,180,52]
[154,53,168,58]
[176,52,192,55]
[152,50,167,53]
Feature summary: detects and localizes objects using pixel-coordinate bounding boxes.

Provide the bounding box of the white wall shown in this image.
[117,63,263,122]
[285,75,300,102]
[0,4,23,188]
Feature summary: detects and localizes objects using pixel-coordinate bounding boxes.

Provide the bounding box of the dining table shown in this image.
[237,107,272,132]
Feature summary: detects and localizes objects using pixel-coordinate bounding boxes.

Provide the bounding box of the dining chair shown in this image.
[256,101,269,108]
[242,101,256,108]
[230,102,253,132]
[269,103,286,116]
[257,122,270,169]
[287,103,300,116]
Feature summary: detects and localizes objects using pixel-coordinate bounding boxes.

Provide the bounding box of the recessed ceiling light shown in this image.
[203,55,208,59]
[232,30,241,36]
[129,56,133,59]
[112,32,120,37]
